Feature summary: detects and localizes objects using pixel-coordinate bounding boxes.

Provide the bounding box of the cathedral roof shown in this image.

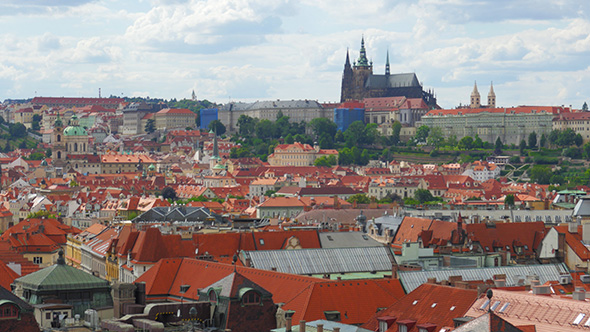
[365,73,421,89]
[63,126,88,136]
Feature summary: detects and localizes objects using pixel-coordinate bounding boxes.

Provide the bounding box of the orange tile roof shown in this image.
[425,105,567,117]
[362,283,479,332]
[465,222,547,255]
[137,258,405,325]
[0,260,19,290]
[393,217,433,245]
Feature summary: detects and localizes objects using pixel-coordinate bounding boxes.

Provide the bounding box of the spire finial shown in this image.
[385,50,390,76]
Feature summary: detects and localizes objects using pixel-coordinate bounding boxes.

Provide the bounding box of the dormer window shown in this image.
[241,290,261,305]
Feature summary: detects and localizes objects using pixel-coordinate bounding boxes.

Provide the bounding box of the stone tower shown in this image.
[470,81,481,108]
[488,82,496,108]
[52,113,66,161]
[340,49,354,102]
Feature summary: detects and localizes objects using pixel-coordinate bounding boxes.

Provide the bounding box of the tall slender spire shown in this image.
[385,50,390,76]
[345,48,351,67]
[356,36,370,67]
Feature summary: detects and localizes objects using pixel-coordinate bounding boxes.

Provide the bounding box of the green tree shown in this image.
[343,121,365,147]
[391,121,402,145]
[414,189,434,204]
[557,128,576,147]
[236,115,257,136]
[539,133,547,148]
[504,194,515,208]
[18,140,27,149]
[285,134,294,144]
[584,141,590,160]
[161,186,177,200]
[208,120,226,136]
[10,123,26,138]
[255,119,274,140]
[529,165,552,184]
[145,118,156,134]
[427,127,444,147]
[314,155,337,167]
[458,136,473,150]
[575,133,583,147]
[519,139,527,154]
[414,125,430,144]
[446,135,457,148]
[309,118,337,139]
[347,194,370,204]
[494,137,503,154]
[32,121,40,131]
[548,130,560,146]
[583,102,588,111]
[334,130,344,143]
[528,131,537,149]
[472,135,483,149]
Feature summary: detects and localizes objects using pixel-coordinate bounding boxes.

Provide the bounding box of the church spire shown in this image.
[345,48,351,67]
[385,50,390,76]
[488,81,496,108]
[470,81,481,109]
[356,36,370,67]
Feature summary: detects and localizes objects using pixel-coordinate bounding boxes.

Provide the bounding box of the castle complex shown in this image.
[340,37,438,109]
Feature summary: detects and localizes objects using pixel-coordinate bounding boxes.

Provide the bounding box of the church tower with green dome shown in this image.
[52,112,66,161]
[63,114,90,155]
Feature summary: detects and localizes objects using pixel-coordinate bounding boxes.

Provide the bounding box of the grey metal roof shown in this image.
[318,232,382,248]
[398,263,569,293]
[365,73,421,89]
[242,246,394,275]
[220,100,323,111]
[573,196,590,216]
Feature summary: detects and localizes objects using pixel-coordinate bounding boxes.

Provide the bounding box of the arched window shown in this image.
[0,303,19,318]
[74,143,78,152]
[57,134,61,142]
[241,290,260,305]
[57,151,62,159]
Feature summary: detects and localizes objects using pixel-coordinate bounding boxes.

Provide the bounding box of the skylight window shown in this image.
[499,303,510,313]
[584,317,590,327]
[450,306,456,311]
[479,300,490,310]
[412,300,419,305]
[431,303,437,308]
[574,313,586,325]
[490,301,501,311]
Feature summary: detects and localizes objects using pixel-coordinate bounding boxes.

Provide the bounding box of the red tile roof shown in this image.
[137,258,405,325]
[362,283,479,332]
[0,260,19,290]
[465,221,547,255]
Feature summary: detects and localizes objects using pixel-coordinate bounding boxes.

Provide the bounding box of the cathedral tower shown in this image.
[488,82,496,108]
[470,82,481,108]
[340,49,354,102]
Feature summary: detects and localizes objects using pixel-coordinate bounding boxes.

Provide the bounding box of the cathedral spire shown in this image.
[345,48,351,67]
[385,50,390,76]
[356,36,370,67]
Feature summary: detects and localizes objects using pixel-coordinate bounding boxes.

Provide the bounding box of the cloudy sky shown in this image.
[1,0,589,109]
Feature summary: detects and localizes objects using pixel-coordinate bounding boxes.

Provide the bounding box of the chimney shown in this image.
[573,287,586,301]
[569,222,579,233]
[333,328,340,332]
[494,279,506,288]
[530,280,540,287]
[299,320,306,332]
[584,224,590,243]
[532,285,551,295]
[285,317,292,332]
[317,324,324,332]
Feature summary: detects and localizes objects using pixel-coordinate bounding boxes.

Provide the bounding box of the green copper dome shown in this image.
[148,164,156,171]
[63,126,88,136]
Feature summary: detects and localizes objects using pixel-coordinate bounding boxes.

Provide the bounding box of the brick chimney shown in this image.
[317,324,324,332]
[285,316,292,332]
[299,320,306,332]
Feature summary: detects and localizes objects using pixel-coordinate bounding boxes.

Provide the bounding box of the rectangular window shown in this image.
[33,257,43,264]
